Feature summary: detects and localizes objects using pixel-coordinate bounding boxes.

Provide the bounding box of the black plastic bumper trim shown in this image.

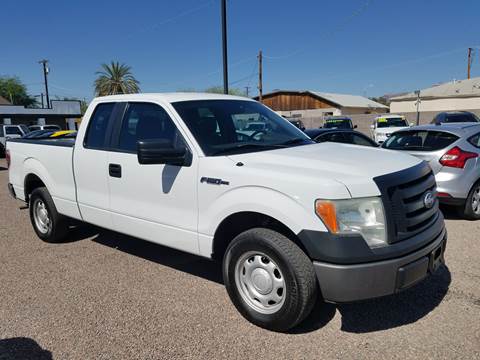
[7,183,16,199]
[313,230,447,303]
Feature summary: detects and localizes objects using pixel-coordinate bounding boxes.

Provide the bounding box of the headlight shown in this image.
[315,197,387,248]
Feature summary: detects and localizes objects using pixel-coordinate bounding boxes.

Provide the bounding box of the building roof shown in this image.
[255,90,388,109]
[0,100,82,116]
[310,91,388,109]
[391,77,480,101]
[0,96,11,105]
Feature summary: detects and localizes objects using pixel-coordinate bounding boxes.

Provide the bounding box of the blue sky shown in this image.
[2,0,479,101]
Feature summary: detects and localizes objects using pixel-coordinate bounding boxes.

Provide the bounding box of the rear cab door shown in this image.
[73,101,123,228]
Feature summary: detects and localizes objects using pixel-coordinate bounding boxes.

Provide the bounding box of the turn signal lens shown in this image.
[315,200,338,233]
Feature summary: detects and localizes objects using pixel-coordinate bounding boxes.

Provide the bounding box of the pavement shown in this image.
[0,158,479,360]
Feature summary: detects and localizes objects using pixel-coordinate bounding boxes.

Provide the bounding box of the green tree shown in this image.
[94,61,140,96]
[205,86,247,97]
[0,76,37,107]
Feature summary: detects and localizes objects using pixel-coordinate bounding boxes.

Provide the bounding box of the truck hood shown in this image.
[228,143,422,198]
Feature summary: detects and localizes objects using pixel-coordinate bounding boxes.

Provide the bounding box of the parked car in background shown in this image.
[431,111,480,125]
[305,128,378,147]
[28,124,62,132]
[382,123,480,219]
[7,93,446,331]
[371,114,410,144]
[0,124,29,157]
[23,130,77,139]
[322,116,356,129]
[287,119,305,131]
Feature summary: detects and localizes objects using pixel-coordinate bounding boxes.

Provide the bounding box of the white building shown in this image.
[390,77,480,114]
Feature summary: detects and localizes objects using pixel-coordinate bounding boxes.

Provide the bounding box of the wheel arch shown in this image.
[211,211,309,262]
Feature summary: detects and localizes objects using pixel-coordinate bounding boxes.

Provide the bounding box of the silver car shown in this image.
[382,123,480,219]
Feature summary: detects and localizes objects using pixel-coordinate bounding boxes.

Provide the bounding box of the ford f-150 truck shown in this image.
[6,93,447,331]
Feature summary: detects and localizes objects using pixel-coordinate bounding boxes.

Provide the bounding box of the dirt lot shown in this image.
[0,159,479,360]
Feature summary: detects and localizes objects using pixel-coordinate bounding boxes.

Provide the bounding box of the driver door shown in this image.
[107,102,199,255]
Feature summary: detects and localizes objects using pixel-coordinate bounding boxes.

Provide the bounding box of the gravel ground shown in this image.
[0,159,479,360]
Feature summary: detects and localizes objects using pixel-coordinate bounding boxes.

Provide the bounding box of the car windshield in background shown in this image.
[377,118,408,128]
[172,100,314,156]
[444,113,479,123]
[382,130,459,151]
[323,119,352,129]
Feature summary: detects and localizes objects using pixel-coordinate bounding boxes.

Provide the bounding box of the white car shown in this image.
[28,124,62,132]
[0,124,29,157]
[6,93,446,331]
[371,115,410,144]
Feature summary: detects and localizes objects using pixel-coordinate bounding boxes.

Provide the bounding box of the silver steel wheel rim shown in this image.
[472,187,480,214]
[33,199,51,234]
[234,251,286,314]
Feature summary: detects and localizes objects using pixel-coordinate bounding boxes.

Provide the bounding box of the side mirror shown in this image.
[137,139,190,166]
[353,124,358,129]
[370,124,375,129]
[409,123,414,127]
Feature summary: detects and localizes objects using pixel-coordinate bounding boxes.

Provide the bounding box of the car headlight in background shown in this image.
[315,197,387,248]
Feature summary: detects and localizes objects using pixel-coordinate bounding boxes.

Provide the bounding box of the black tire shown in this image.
[29,187,69,243]
[223,228,318,332]
[461,181,480,220]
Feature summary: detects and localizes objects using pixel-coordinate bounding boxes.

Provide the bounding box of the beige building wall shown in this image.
[391,97,480,113]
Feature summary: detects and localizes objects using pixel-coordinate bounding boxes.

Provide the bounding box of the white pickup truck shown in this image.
[7,93,446,331]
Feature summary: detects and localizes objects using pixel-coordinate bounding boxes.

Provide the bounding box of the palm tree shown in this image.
[94,61,140,96]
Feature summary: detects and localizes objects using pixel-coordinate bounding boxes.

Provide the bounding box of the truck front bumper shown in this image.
[313,227,447,303]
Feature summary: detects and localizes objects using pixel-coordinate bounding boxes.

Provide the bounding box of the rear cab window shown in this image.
[383,130,459,151]
[468,133,480,148]
[5,126,23,135]
[84,103,115,149]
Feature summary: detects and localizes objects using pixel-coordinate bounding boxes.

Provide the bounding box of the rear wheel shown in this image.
[461,181,480,220]
[29,187,68,242]
[223,228,318,332]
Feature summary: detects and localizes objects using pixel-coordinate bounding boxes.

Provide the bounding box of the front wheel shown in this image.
[223,228,318,332]
[29,187,68,243]
[461,181,480,220]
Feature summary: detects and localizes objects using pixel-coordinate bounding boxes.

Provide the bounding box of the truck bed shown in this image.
[7,138,82,220]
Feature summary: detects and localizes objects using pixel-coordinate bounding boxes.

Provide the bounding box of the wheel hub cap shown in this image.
[251,268,273,294]
[234,252,286,314]
[33,200,51,234]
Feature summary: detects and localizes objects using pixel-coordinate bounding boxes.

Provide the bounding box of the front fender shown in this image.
[199,185,328,237]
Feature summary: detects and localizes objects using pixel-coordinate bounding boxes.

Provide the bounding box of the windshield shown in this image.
[172,100,313,156]
[382,130,459,151]
[376,117,408,128]
[323,118,352,129]
[444,113,479,123]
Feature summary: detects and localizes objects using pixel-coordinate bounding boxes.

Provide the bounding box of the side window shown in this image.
[5,127,23,135]
[351,134,374,146]
[117,102,184,153]
[468,133,480,148]
[84,103,115,149]
[0,126,4,137]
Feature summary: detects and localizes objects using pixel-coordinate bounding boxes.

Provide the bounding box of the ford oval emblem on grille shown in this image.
[423,191,435,209]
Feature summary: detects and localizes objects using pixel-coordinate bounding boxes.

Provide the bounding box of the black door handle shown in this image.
[109,163,122,178]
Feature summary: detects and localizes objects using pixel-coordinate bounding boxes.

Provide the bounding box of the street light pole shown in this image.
[221,0,229,94]
[38,59,50,108]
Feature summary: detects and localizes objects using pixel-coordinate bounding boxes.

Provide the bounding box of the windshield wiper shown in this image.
[276,138,312,146]
[211,143,280,156]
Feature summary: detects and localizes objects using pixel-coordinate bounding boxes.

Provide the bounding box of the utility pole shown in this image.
[221,0,229,94]
[40,93,45,109]
[244,86,250,97]
[467,47,473,79]
[414,90,421,125]
[258,50,263,102]
[38,59,50,108]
